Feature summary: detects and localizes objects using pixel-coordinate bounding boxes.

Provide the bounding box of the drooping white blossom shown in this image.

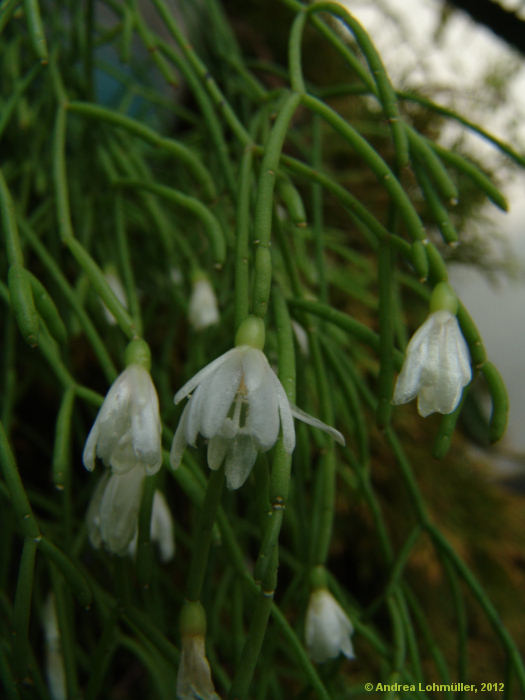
[128,490,175,563]
[176,635,221,700]
[87,464,146,555]
[83,363,162,476]
[392,309,472,417]
[305,588,355,664]
[170,344,344,489]
[42,594,67,700]
[188,275,219,331]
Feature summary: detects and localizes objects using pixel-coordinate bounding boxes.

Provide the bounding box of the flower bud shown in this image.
[305,588,355,663]
[188,273,219,331]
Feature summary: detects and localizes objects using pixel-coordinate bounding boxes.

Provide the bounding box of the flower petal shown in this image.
[246,368,280,450]
[170,403,190,470]
[392,315,435,406]
[305,589,354,663]
[200,353,242,438]
[174,347,239,404]
[176,636,220,700]
[86,471,110,548]
[267,370,296,453]
[289,404,345,446]
[83,368,133,469]
[150,491,175,563]
[129,366,162,475]
[82,422,100,472]
[185,385,206,446]
[207,434,229,471]
[241,347,268,392]
[98,466,145,555]
[224,435,258,490]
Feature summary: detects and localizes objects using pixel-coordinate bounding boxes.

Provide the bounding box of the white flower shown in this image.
[176,635,221,700]
[393,310,472,417]
[83,364,162,475]
[170,345,345,489]
[305,588,355,663]
[188,276,219,330]
[42,594,66,700]
[128,490,175,563]
[87,464,145,555]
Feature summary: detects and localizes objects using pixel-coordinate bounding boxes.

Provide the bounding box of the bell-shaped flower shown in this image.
[188,274,219,331]
[83,359,162,476]
[305,588,355,663]
[170,317,344,490]
[176,634,221,700]
[393,309,471,417]
[42,594,66,700]
[177,601,220,700]
[128,490,175,563]
[87,464,146,555]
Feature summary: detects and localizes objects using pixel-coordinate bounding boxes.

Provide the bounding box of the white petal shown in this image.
[188,278,219,330]
[392,315,435,405]
[246,369,280,450]
[393,310,472,417]
[95,369,133,455]
[82,368,132,469]
[290,404,346,446]
[268,370,296,453]
[174,347,239,404]
[241,347,268,392]
[417,312,471,416]
[207,434,229,470]
[200,353,242,438]
[224,435,258,490]
[185,385,206,446]
[150,491,175,563]
[129,366,162,475]
[82,422,100,471]
[176,635,220,700]
[99,466,145,555]
[107,432,142,474]
[86,472,110,549]
[170,403,190,469]
[305,589,354,663]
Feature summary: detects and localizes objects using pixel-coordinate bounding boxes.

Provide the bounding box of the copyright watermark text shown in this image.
[364,682,505,694]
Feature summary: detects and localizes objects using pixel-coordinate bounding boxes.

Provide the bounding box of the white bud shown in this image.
[176,634,221,700]
[188,277,219,331]
[305,588,355,663]
[393,310,472,417]
[82,364,162,476]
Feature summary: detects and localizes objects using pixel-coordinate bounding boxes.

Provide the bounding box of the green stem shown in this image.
[12,538,37,680]
[234,146,254,330]
[376,236,394,427]
[252,92,301,318]
[300,94,425,241]
[186,468,225,601]
[114,178,226,266]
[67,101,216,199]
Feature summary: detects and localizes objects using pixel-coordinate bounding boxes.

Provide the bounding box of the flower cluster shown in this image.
[82,340,163,555]
[80,281,473,682]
